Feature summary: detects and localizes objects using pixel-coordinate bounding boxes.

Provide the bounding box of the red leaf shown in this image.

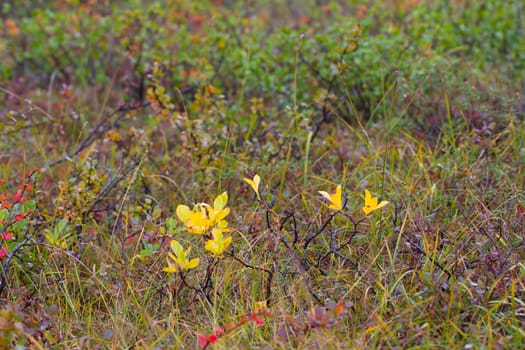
[518,205,525,218]
[207,334,217,344]
[14,213,25,221]
[1,232,13,241]
[197,333,208,347]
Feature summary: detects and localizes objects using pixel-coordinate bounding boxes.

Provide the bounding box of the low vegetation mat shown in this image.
[0,1,524,348]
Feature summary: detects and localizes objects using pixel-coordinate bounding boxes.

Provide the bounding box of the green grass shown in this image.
[0,0,524,349]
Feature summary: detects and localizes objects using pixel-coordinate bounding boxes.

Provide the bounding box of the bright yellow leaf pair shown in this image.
[244,174,261,201]
[318,184,344,211]
[163,240,200,272]
[362,189,389,215]
[205,192,230,225]
[204,228,232,257]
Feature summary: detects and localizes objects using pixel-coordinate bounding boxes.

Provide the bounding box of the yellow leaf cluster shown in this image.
[165,192,233,273]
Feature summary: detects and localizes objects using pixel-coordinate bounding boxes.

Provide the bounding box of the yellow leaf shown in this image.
[176,204,211,234]
[213,192,228,212]
[164,240,200,272]
[204,228,232,257]
[244,174,261,201]
[186,258,200,269]
[362,189,389,215]
[318,184,343,211]
[207,192,230,225]
[176,205,190,222]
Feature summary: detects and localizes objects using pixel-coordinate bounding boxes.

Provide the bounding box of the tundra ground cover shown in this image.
[0,0,524,348]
